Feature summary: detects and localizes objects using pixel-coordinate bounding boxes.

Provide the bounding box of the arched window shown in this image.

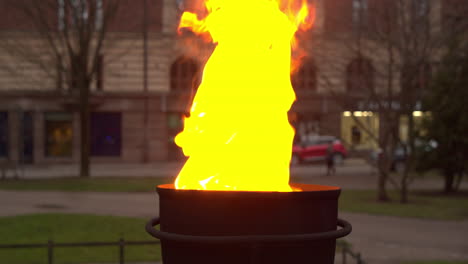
[292,59,317,91]
[352,0,368,28]
[170,57,200,91]
[347,57,374,92]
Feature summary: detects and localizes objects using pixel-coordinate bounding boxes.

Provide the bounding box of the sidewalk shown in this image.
[14,162,185,179]
[13,158,371,179]
[11,158,466,191]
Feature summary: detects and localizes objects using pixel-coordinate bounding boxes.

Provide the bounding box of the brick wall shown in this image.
[109,0,163,32]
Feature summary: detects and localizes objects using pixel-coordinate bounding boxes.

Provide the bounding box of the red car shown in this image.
[291,136,347,165]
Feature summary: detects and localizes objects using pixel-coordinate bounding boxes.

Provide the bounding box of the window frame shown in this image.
[0,112,9,158]
[170,56,200,92]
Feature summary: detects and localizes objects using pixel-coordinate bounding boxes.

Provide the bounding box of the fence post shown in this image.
[341,244,347,264]
[47,240,54,264]
[119,238,125,264]
[357,253,362,264]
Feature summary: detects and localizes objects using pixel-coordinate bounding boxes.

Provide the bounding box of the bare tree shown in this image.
[317,0,468,202]
[0,0,127,177]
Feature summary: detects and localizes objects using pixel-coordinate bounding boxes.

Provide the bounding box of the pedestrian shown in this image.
[326,142,335,176]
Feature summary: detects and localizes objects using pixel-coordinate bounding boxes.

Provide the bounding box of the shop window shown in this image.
[347,57,374,93]
[0,112,8,157]
[45,112,73,157]
[292,59,317,92]
[170,56,200,92]
[91,112,121,156]
[341,112,379,150]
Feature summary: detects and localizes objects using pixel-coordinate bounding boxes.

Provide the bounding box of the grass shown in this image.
[0,177,174,192]
[0,214,354,264]
[0,214,161,264]
[339,189,468,220]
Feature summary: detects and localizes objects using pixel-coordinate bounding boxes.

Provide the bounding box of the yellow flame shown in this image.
[174,0,314,192]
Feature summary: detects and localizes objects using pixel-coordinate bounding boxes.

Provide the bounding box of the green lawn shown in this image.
[339,190,468,220]
[0,177,174,192]
[0,214,354,264]
[0,214,161,264]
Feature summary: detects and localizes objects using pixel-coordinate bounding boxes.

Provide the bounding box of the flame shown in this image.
[174,0,314,192]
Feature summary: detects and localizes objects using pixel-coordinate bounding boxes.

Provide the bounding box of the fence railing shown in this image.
[0,238,160,264]
[0,239,364,264]
[337,240,366,264]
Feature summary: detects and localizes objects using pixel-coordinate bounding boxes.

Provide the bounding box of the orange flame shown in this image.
[175,0,314,192]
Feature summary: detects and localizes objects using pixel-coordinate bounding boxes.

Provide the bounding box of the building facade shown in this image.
[0,0,464,165]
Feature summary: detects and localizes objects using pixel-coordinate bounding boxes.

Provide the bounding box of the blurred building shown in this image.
[0,0,465,165]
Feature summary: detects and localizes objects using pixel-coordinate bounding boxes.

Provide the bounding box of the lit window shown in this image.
[45,112,73,157]
[0,112,8,158]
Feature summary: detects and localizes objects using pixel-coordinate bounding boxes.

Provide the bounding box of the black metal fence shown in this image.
[0,239,364,264]
[338,240,366,264]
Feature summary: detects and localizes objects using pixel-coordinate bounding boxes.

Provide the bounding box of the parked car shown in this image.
[369,147,406,173]
[292,136,347,165]
[369,139,438,173]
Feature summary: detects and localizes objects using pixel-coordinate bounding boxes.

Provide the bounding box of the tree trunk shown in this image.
[400,113,414,204]
[400,179,408,203]
[377,172,390,201]
[377,153,390,201]
[444,171,455,193]
[377,136,392,202]
[79,81,91,178]
[454,171,464,191]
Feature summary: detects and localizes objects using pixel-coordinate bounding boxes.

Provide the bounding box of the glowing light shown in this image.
[413,111,423,117]
[174,0,314,192]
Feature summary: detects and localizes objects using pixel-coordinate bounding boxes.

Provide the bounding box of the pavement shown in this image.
[12,158,466,191]
[1,159,468,264]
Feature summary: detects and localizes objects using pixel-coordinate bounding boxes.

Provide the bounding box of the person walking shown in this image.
[326,142,336,176]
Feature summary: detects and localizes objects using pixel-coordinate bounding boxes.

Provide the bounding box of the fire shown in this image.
[174,0,314,192]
